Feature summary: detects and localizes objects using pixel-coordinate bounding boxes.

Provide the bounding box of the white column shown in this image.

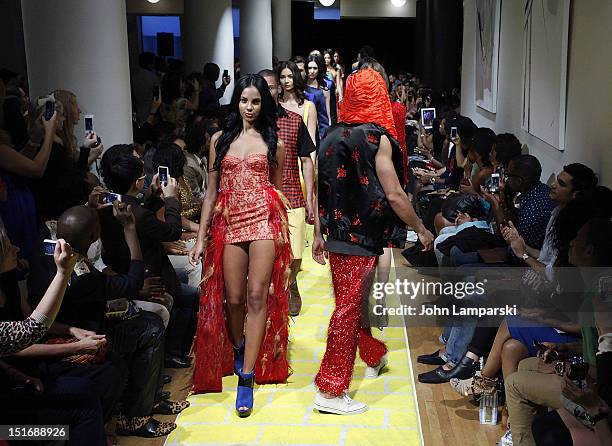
[272,0,292,61]
[184,0,235,105]
[240,0,273,75]
[21,0,133,146]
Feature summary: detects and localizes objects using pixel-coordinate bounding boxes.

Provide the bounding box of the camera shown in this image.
[450,126,458,139]
[554,356,589,381]
[43,239,57,256]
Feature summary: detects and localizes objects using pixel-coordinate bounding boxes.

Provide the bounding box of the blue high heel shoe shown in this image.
[233,340,245,375]
[236,368,255,418]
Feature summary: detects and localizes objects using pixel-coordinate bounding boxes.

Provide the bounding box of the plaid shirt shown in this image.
[277,107,315,209]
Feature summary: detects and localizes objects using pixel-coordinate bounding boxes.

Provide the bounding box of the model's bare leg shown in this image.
[223,243,249,347]
[242,239,276,373]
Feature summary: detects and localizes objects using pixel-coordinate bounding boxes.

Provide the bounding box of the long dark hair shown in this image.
[307,54,329,91]
[212,74,278,172]
[276,61,306,106]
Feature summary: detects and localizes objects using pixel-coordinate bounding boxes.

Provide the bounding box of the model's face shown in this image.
[307,62,318,80]
[324,54,332,66]
[296,62,306,81]
[334,53,340,64]
[263,75,280,104]
[549,170,574,204]
[239,86,262,124]
[280,68,294,92]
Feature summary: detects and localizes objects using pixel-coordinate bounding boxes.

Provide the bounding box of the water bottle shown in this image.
[479,389,498,425]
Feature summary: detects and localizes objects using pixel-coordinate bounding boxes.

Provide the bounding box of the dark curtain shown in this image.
[291,2,417,75]
[415,0,463,93]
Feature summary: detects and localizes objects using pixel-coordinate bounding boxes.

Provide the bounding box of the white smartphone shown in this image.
[450,126,458,139]
[420,108,436,129]
[84,114,95,136]
[158,166,169,186]
[43,239,57,256]
[102,192,122,204]
[489,173,500,193]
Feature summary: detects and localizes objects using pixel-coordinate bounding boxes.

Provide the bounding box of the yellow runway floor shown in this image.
[166,248,423,446]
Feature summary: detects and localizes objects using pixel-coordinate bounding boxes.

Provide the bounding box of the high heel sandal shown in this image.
[236,368,255,418]
[233,340,245,375]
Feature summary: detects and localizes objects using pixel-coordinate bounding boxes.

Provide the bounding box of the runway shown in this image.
[166,245,423,446]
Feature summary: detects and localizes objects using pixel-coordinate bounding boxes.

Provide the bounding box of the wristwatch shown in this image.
[584,407,610,426]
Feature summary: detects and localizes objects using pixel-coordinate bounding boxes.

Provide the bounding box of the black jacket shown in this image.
[318,123,406,253]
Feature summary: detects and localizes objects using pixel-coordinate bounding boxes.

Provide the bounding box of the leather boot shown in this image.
[289,281,302,316]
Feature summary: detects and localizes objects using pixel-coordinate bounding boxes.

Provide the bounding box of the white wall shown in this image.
[341,0,416,18]
[461,0,612,186]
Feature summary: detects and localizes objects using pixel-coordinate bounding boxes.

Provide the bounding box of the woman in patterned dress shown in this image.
[188,74,291,418]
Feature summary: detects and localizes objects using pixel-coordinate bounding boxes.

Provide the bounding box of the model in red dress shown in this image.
[189,75,291,418]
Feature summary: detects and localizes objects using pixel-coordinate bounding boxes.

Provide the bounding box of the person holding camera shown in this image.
[504,217,612,446]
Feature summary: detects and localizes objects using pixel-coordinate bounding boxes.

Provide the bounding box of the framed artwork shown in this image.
[521,0,571,150]
[475,0,502,113]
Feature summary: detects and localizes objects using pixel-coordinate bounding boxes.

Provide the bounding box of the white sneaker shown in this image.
[364,354,388,379]
[313,391,367,415]
[498,429,513,446]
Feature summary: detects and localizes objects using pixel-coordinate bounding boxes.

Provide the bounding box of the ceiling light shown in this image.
[390,0,407,7]
[147,0,160,4]
[319,0,336,6]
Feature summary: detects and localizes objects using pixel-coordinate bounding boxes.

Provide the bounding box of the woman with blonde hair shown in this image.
[52,89,103,168]
[28,94,95,220]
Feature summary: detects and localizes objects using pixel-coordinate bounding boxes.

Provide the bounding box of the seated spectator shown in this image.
[152,141,201,227]
[491,133,522,175]
[0,225,75,355]
[183,119,209,199]
[28,204,184,437]
[160,70,199,132]
[53,89,104,169]
[463,127,496,195]
[504,217,612,445]
[99,155,198,369]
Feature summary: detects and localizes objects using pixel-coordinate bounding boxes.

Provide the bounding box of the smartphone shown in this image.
[43,239,57,256]
[158,166,169,185]
[84,114,95,135]
[223,69,229,78]
[420,107,436,129]
[450,126,458,139]
[44,101,55,120]
[598,276,612,302]
[489,173,500,193]
[102,192,122,204]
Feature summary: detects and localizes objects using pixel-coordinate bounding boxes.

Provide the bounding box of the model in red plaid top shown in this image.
[260,69,316,317]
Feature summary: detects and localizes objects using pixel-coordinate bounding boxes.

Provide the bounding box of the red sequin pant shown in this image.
[314,253,388,396]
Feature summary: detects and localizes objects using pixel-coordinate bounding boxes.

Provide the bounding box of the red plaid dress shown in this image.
[277,109,305,210]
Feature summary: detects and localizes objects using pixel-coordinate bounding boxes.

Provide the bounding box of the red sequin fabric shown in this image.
[192,153,293,393]
[314,253,388,396]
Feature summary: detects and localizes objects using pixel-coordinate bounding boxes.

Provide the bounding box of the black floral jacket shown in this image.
[318,123,407,253]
